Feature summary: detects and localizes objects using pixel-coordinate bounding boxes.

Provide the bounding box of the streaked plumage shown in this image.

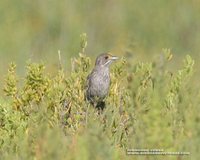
[86,53,118,109]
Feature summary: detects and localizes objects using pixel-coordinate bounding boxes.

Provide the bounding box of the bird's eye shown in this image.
[105,56,109,60]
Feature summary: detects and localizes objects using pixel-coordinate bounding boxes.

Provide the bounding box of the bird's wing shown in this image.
[85,69,95,94]
[85,68,96,90]
[84,71,93,101]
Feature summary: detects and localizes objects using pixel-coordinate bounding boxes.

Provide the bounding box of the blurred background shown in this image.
[0,1,200,159]
[0,0,200,75]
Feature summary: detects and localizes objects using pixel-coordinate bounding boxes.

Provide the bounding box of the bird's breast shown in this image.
[89,68,110,98]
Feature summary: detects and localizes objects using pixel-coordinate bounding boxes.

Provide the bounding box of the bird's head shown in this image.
[95,53,119,67]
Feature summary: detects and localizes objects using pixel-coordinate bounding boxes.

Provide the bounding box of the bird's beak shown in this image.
[109,55,119,61]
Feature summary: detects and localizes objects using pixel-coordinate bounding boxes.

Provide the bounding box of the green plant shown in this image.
[0,46,198,160]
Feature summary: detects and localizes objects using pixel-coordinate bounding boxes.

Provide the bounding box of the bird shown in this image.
[86,53,118,110]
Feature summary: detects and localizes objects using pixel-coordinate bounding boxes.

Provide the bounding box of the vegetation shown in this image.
[1,1,200,159]
[0,35,198,159]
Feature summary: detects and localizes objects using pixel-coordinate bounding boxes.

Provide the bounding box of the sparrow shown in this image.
[86,53,118,109]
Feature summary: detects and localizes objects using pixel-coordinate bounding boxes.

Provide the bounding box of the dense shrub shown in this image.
[0,47,198,160]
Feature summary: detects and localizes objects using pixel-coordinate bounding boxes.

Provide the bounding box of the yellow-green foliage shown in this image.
[1,1,200,159]
[0,48,198,160]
